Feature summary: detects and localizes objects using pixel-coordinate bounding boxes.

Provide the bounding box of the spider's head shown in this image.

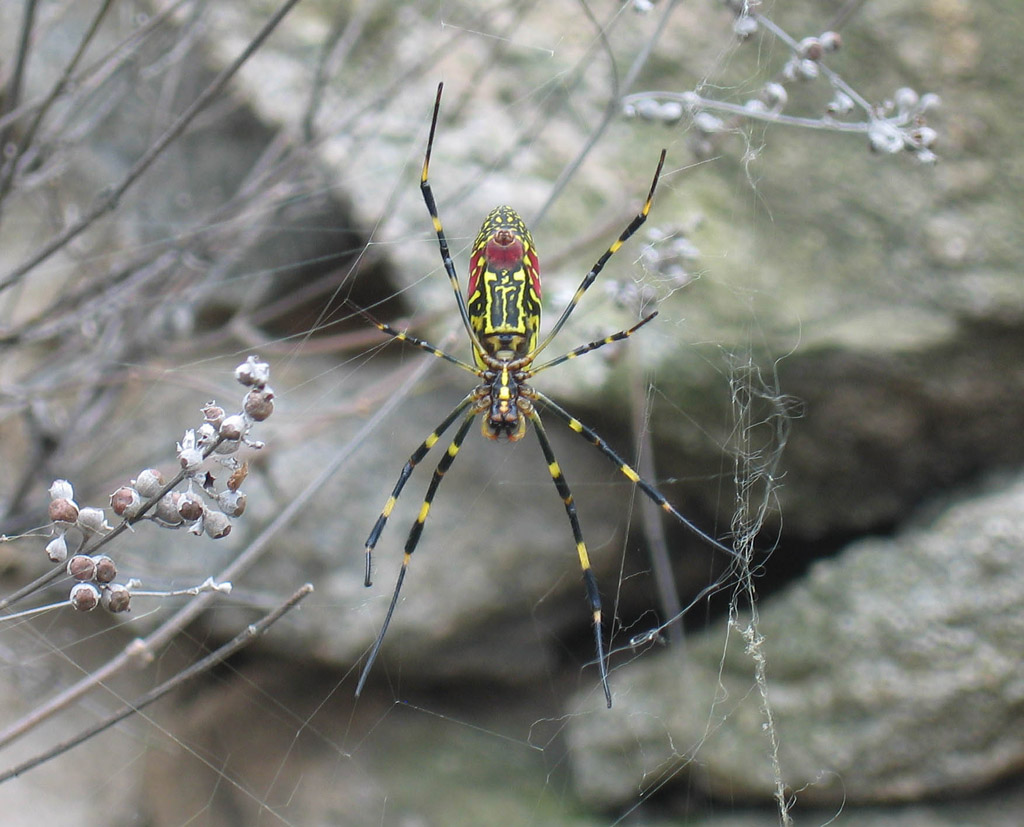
[481,365,528,442]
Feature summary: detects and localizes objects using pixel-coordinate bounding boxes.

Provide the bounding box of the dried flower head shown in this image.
[70,582,101,612]
[244,387,275,422]
[110,486,143,519]
[133,469,165,498]
[67,554,97,581]
[93,555,117,584]
[102,584,132,613]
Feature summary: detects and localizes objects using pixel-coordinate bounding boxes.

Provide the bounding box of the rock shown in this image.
[569,472,1024,809]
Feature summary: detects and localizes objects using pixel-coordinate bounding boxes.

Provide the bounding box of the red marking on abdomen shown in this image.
[485,233,525,270]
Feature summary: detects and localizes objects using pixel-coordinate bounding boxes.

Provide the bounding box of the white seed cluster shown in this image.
[45,357,273,614]
[623,4,940,164]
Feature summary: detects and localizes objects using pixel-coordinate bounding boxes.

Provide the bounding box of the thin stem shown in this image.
[622,91,880,133]
[0,0,306,295]
[0,584,313,785]
[532,0,680,224]
[0,0,116,206]
[629,371,683,644]
[0,0,38,149]
[0,0,193,137]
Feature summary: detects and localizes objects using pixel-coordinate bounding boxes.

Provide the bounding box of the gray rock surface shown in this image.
[569,472,1024,809]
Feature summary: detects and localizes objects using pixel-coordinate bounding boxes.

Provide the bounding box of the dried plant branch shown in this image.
[0,0,116,206]
[0,0,306,296]
[629,370,683,644]
[0,346,439,750]
[0,0,38,149]
[0,582,314,784]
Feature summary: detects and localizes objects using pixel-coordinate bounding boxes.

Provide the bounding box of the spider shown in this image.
[354,83,733,708]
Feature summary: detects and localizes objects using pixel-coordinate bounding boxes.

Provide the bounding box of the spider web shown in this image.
[0,0,940,824]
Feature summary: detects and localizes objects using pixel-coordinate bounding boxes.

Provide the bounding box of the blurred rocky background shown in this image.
[0,0,1019,824]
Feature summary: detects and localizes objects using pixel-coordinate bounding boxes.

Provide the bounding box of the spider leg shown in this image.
[531,150,667,361]
[363,393,478,587]
[534,390,740,563]
[349,301,479,374]
[420,82,487,360]
[356,405,479,698]
[525,406,613,708]
[529,312,658,375]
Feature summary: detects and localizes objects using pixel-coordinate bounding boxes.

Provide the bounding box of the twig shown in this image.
[629,370,684,643]
[0,0,306,295]
[0,0,116,205]
[532,0,681,225]
[0,0,193,136]
[0,583,313,784]
[0,0,37,150]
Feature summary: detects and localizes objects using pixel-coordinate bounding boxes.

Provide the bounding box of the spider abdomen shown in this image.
[468,206,541,365]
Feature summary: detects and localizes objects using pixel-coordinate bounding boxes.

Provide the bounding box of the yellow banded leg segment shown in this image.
[530,313,659,376]
[363,394,476,586]
[530,150,666,361]
[535,390,738,561]
[357,409,478,699]
[418,82,482,355]
[345,303,480,375]
[403,409,476,555]
[528,408,613,708]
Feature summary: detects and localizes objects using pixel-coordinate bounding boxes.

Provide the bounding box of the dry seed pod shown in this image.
[110,486,143,518]
[154,493,185,526]
[235,356,270,388]
[219,415,246,441]
[48,498,79,526]
[176,491,204,522]
[133,469,165,498]
[77,507,112,534]
[102,584,131,613]
[48,480,74,500]
[46,534,68,563]
[244,387,274,421]
[70,582,101,612]
[67,554,97,581]
[217,489,247,517]
[93,555,117,584]
[202,509,232,539]
[202,403,226,428]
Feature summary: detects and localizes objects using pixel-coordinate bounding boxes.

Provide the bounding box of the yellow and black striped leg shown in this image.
[419,82,484,355]
[535,391,739,562]
[532,150,667,359]
[363,394,477,588]
[531,312,659,375]
[526,407,613,708]
[348,302,480,375]
[356,407,478,698]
